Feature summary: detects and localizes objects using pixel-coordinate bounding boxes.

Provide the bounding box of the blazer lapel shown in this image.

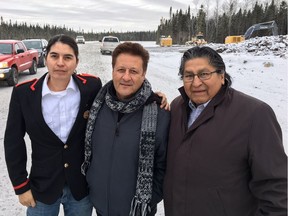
[30,73,64,143]
[66,75,91,142]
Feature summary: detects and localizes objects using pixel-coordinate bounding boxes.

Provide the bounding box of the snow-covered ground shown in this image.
[0,36,287,215]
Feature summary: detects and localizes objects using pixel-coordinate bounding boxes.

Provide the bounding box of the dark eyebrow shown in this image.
[184,68,207,74]
[64,54,75,58]
[49,52,74,58]
[49,52,58,55]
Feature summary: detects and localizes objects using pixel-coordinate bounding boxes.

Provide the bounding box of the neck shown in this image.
[47,76,70,92]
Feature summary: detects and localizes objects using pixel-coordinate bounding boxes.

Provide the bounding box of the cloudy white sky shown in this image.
[1,0,222,32]
[0,0,192,32]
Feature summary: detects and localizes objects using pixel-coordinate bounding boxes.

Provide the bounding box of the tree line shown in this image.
[157,0,287,44]
[0,16,156,42]
[0,0,287,44]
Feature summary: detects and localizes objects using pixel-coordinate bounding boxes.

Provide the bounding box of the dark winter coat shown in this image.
[4,73,102,204]
[86,91,170,216]
[164,85,287,216]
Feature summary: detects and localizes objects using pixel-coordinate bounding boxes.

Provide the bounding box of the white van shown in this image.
[100,36,120,55]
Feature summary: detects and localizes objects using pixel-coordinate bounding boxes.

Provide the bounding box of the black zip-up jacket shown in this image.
[86,88,170,216]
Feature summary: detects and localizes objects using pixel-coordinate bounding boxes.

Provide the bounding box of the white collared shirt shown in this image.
[42,75,80,143]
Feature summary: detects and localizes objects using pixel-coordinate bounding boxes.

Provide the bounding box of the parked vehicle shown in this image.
[185,32,207,46]
[0,40,38,86]
[99,36,120,55]
[160,35,172,47]
[76,36,85,44]
[22,38,48,67]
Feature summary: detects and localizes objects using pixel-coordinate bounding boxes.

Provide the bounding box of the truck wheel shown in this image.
[29,60,37,75]
[7,67,18,86]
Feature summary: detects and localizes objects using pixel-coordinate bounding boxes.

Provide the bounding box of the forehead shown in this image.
[185,57,210,66]
[49,42,75,55]
[115,53,143,66]
[184,57,213,70]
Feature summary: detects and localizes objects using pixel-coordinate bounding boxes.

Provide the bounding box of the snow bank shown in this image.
[208,35,288,58]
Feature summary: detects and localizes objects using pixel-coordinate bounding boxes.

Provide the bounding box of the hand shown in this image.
[155,91,170,111]
[18,190,36,208]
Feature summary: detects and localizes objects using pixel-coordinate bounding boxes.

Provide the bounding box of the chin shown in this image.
[118,92,134,100]
[192,99,206,105]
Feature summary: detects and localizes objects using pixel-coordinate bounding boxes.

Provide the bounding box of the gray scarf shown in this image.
[81,79,158,216]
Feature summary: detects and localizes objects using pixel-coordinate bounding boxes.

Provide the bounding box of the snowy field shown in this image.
[0,36,287,215]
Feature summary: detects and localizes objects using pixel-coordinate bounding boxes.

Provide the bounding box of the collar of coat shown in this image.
[178,82,230,109]
[16,72,96,91]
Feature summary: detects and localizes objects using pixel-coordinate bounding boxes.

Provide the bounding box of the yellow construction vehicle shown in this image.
[160,35,172,47]
[225,20,278,44]
[185,32,207,46]
[224,36,245,44]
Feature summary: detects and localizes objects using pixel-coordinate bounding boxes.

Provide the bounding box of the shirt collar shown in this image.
[188,100,210,110]
[42,74,78,97]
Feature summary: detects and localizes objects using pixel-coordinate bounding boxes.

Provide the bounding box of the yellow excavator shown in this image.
[225,20,278,44]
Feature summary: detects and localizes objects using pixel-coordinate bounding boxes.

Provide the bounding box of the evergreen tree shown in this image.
[265,0,277,21]
[276,0,287,34]
[251,1,264,24]
[196,5,206,35]
[218,13,229,43]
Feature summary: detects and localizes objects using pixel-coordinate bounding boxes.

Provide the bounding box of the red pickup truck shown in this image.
[0,40,39,86]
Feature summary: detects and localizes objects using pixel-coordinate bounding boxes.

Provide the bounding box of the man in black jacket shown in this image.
[82,42,170,216]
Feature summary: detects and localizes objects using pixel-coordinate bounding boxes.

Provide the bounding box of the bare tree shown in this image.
[222,0,238,35]
[205,0,210,40]
[192,0,200,12]
[241,0,256,11]
[191,0,201,36]
[213,0,221,42]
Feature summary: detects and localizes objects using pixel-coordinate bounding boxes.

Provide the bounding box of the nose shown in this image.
[191,75,202,87]
[56,57,64,66]
[122,69,132,81]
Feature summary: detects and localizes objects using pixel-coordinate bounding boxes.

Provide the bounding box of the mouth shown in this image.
[193,89,205,92]
[54,70,66,73]
[120,83,132,87]
[193,90,206,95]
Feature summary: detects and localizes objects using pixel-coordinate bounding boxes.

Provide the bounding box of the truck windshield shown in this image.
[196,35,204,39]
[0,44,12,54]
[104,38,119,42]
[23,41,42,49]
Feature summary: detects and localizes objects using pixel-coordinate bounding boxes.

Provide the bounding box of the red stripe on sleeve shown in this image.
[13,179,29,190]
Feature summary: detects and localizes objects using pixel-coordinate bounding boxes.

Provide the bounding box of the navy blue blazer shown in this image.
[4,73,102,204]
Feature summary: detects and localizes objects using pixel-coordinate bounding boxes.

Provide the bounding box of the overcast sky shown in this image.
[1,0,211,33]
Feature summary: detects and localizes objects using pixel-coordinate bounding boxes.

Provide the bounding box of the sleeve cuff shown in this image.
[14,179,31,195]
